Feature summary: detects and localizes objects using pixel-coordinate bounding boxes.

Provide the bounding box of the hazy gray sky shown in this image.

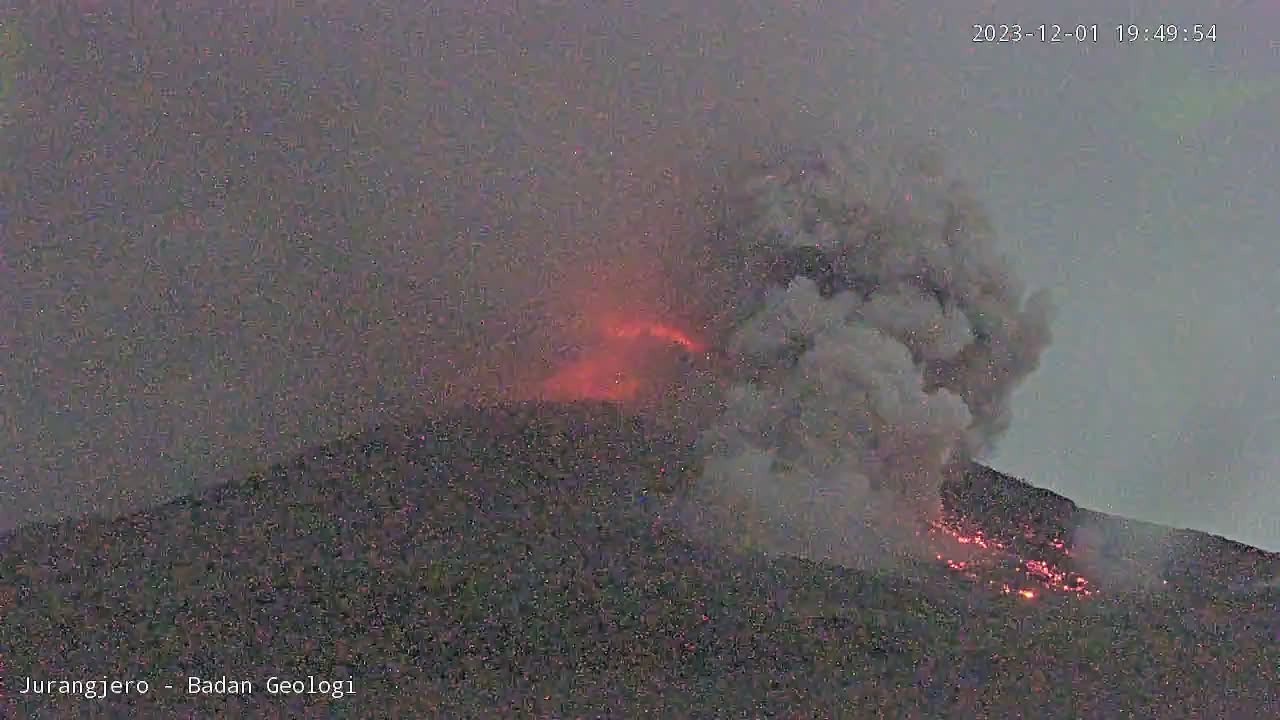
[1,1,1277,549]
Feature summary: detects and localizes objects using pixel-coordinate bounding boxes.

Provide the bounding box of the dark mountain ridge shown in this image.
[2,401,1277,717]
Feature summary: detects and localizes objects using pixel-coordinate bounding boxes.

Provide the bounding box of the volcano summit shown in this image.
[2,401,1277,717]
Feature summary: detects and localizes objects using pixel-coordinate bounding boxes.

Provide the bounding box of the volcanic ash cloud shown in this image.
[686,140,1054,566]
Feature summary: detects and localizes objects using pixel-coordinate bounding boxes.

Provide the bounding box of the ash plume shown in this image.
[682,139,1054,567]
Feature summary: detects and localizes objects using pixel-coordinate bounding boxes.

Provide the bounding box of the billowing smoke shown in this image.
[682,138,1054,567]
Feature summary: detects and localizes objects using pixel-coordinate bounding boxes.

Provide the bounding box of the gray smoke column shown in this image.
[684,139,1054,566]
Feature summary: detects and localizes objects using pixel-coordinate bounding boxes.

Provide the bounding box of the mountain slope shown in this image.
[2,402,1277,718]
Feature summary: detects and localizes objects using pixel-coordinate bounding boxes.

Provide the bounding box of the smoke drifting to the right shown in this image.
[681,138,1054,568]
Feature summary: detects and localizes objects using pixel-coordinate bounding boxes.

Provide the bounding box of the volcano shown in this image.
[2,401,1277,717]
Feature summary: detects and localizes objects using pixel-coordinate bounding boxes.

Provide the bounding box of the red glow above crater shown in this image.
[538,318,707,403]
[540,345,644,402]
[605,320,706,354]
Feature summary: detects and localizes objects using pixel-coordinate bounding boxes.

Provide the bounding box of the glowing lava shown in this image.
[928,516,1097,600]
[538,318,706,403]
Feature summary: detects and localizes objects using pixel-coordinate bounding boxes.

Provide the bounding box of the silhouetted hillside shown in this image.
[2,402,1277,717]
